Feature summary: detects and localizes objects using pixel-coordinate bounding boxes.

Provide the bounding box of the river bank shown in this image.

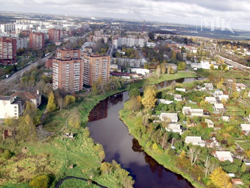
[119,109,205,188]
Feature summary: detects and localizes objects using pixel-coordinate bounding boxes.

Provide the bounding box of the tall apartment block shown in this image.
[83,54,110,86]
[29,32,45,49]
[48,28,61,42]
[0,37,17,65]
[52,48,84,92]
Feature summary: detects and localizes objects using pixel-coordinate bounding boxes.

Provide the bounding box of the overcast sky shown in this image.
[0,0,250,31]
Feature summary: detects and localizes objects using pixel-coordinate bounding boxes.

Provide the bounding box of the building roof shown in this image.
[214,103,224,109]
[185,136,203,143]
[205,119,214,124]
[205,97,216,102]
[167,124,181,131]
[160,113,178,121]
[240,124,250,131]
[11,91,39,100]
[215,151,233,161]
[0,96,12,100]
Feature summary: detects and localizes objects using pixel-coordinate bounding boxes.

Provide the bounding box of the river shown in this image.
[87,78,197,188]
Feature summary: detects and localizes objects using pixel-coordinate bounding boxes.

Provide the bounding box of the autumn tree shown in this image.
[47,91,56,112]
[127,97,141,112]
[161,62,166,75]
[232,91,239,100]
[188,146,201,166]
[68,108,81,128]
[142,86,157,109]
[210,167,232,188]
[156,65,161,78]
[129,87,140,98]
[64,95,76,107]
[29,175,49,188]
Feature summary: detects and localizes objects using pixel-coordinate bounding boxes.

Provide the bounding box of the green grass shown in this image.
[236,141,250,150]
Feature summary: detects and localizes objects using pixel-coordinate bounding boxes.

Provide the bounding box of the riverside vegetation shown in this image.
[0,70,197,187]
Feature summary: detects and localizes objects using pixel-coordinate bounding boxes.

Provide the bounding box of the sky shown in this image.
[0,0,250,31]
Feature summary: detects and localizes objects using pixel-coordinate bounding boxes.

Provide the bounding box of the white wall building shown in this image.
[0,96,24,119]
[16,37,28,50]
[0,23,15,33]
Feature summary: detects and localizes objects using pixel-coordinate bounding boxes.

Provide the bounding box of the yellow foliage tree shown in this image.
[142,86,157,109]
[210,167,232,188]
[47,92,56,112]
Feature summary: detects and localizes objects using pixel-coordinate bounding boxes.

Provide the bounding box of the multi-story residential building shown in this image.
[0,37,17,65]
[83,54,110,86]
[112,37,147,48]
[52,48,84,92]
[48,28,61,42]
[0,23,15,33]
[29,32,45,49]
[16,37,28,50]
[0,96,25,119]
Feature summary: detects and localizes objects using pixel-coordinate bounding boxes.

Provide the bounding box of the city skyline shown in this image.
[0,0,250,31]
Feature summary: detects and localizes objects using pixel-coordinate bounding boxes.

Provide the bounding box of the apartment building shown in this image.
[83,54,110,86]
[0,23,15,33]
[48,28,61,42]
[0,96,24,119]
[52,48,84,92]
[29,32,45,49]
[0,37,17,65]
[113,37,147,48]
[16,37,28,50]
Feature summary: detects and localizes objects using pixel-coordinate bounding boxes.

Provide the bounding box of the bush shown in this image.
[3,150,11,160]
[29,174,50,188]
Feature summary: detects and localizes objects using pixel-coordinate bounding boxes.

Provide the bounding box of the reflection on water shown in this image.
[156,77,203,89]
[88,91,193,188]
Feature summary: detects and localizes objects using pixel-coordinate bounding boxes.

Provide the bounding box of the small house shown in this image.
[205,119,214,128]
[185,136,205,147]
[213,90,223,97]
[222,116,230,122]
[174,94,182,101]
[214,103,224,112]
[159,113,178,123]
[176,88,186,93]
[205,97,217,104]
[205,137,219,148]
[235,83,246,92]
[214,151,233,162]
[157,99,173,105]
[232,179,244,186]
[218,95,229,101]
[165,124,182,134]
[240,124,250,135]
[204,83,214,90]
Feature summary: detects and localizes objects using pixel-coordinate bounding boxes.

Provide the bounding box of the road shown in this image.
[1,55,52,84]
[216,54,250,73]
[1,31,91,85]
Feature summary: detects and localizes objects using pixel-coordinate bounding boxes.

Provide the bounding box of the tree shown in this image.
[210,64,214,70]
[177,61,186,70]
[167,65,172,74]
[29,175,49,188]
[64,95,76,107]
[127,97,141,112]
[243,90,248,99]
[129,88,140,98]
[232,91,239,100]
[210,167,232,188]
[142,86,157,109]
[241,162,246,173]
[188,146,201,166]
[217,82,225,90]
[156,65,161,78]
[68,108,81,128]
[161,63,166,75]
[47,92,56,112]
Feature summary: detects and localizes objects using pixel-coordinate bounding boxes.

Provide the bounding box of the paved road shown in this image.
[1,55,52,84]
[217,54,250,73]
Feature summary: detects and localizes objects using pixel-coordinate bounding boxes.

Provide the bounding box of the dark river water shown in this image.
[87,78,197,188]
